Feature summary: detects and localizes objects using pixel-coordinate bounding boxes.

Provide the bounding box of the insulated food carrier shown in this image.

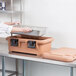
[7,26,53,56]
[7,26,76,62]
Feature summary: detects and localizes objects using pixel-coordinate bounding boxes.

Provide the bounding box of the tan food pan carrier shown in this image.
[7,35,53,56]
[7,35,76,62]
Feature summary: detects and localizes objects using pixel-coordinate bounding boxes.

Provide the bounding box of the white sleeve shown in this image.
[0,23,13,34]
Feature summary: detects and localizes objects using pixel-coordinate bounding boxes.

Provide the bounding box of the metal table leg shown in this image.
[16,59,18,76]
[70,67,73,76]
[23,60,26,76]
[2,56,5,76]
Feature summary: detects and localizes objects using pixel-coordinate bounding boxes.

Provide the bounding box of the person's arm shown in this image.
[11,27,32,33]
[4,22,32,33]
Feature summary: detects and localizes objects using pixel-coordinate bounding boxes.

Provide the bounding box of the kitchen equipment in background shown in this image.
[0,2,6,10]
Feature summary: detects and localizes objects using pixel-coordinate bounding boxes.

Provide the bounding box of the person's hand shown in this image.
[4,22,32,33]
[11,27,32,33]
[21,27,32,32]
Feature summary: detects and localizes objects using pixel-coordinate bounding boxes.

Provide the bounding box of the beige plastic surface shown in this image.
[42,48,76,62]
[7,35,53,56]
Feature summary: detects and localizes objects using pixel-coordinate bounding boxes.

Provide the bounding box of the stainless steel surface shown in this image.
[0,10,22,13]
[23,26,47,36]
[16,59,18,76]
[0,40,76,68]
[1,57,19,76]
[11,0,14,22]
[2,56,5,76]
[23,60,26,76]
[0,2,6,10]
[12,30,40,36]
[0,52,76,68]
[0,69,16,73]
[20,0,23,24]
[1,54,76,76]
[70,67,73,76]
[0,0,23,24]
[8,72,17,76]
[12,26,47,36]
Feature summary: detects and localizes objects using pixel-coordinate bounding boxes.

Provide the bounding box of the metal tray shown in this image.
[12,26,47,36]
[11,30,41,36]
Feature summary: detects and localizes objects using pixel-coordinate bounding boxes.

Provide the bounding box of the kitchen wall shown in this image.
[0,0,76,76]
[23,0,76,48]
[23,0,76,76]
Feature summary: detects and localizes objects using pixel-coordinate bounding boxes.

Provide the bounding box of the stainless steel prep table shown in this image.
[0,49,76,76]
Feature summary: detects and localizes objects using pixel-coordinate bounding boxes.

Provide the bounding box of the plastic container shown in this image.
[7,35,53,56]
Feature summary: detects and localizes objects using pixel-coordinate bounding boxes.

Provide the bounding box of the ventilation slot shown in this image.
[12,51,37,56]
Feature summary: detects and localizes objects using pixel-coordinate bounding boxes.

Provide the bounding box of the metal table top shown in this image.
[0,50,76,68]
[0,38,76,68]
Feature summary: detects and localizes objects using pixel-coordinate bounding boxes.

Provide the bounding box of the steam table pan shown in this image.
[11,26,47,36]
[11,30,42,36]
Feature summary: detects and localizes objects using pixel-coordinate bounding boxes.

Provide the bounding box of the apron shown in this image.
[0,23,13,54]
